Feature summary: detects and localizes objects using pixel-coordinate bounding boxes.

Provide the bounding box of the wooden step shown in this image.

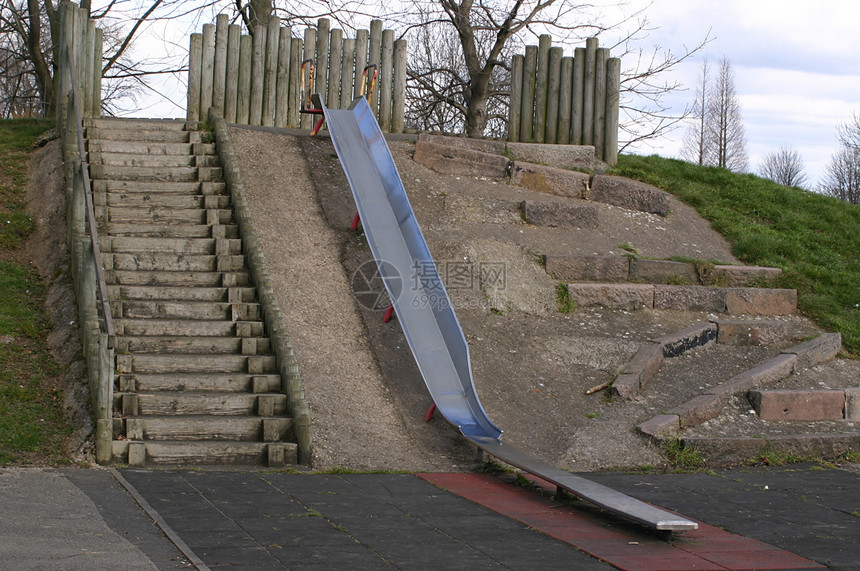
[119,372,280,393]
[121,391,286,415]
[117,335,270,355]
[108,285,255,302]
[107,237,241,255]
[112,300,260,321]
[108,253,245,272]
[105,223,238,239]
[117,318,262,337]
[93,180,226,194]
[112,440,297,466]
[86,118,193,131]
[126,416,291,441]
[108,270,250,287]
[105,206,232,225]
[86,128,192,143]
[103,194,231,209]
[117,354,276,375]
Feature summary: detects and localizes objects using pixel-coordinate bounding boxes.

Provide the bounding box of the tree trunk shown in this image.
[27,0,55,116]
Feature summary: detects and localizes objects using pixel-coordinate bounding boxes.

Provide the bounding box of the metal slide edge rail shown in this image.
[319,95,697,532]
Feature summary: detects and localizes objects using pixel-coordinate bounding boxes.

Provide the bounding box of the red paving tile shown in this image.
[417,472,825,571]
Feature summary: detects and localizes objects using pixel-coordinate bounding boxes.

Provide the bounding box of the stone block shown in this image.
[637,415,679,439]
[622,342,664,388]
[520,200,598,228]
[669,394,728,428]
[509,162,591,199]
[749,390,846,421]
[506,142,596,171]
[128,442,146,467]
[782,332,842,370]
[567,283,654,311]
[725,287,797,315]
[680,437,766,466]
[717,319,791,346]
[846,388,860,421]
[610,373,639,400]
[712,265,782,287]
[710,354,797,396]
[652,322,718,358]
[653,285,726,313]
[766,434,860,459]
[413,140,510,178]
[589,175,671,216]
[629,259,699,285]
[544,255,629,282]
[418,133,506,155]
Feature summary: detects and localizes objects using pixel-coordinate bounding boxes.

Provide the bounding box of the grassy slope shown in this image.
[0,119,70,465]
[611,154,860,354]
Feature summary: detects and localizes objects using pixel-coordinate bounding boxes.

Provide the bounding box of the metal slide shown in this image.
[319,95,697,532]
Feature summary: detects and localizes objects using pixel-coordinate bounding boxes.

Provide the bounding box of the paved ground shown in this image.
[1,463,857,570]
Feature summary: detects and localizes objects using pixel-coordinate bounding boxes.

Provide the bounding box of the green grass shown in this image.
[555,282,575,313]
[612,154,860,354]
[0,118,70,465]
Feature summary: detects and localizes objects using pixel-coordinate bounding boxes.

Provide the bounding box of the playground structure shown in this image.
[317,93,697,532]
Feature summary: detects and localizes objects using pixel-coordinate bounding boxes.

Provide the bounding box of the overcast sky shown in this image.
[130,0,859,187]
[599,0,860,186]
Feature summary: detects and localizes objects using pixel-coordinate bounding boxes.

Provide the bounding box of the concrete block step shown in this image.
[108,285,256,302]
[86,118,193,131]
[107,237,241,255]
[119,372,280,393]
[118,318,263,337]
[91,164,215,183]
[117,335,270,355]
[108,253,244,272]
[112,300,260,321]
[126,416,292,441]
[413,139,510,178]
[105,206,231,224]
[120,391,286,415]
[93,180,226,194]
[92,152,198,168]
[88,140,195,156]
[108,270,249,287]
[112,440,296,466]
[106,223,238,239]
[104,193,231,209]
[117,353,276,374]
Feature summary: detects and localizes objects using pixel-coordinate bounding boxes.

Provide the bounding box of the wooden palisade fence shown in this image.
[188,15,407,133]
[55,0,115,463]
[509,36,621,166]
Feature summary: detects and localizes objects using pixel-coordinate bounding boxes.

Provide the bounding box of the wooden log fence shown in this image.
[509,36,620,166]
[188,16,407,133]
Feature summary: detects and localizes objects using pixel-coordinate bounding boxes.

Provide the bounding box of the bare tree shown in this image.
[400,1,707,140]
[708,57,747,171]
[758,146,807,188]
[680,59,711,165]
[821,112,860,204]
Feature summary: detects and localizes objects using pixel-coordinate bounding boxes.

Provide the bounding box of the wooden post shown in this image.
[316,18,330,107]
[275,26,292,127]
[83,20,95,116]
[604,57,621,166]
[288,37,302,127]
[571,47,585,145]
[213,13,228,114]
[340,38,355,108]
[519,44,537,143]
[187,33,203,121]
[201,24,215,119]
[593,47,609,160]
[237,34,252,124]
[301,28,316,129]
[533,35,551,143]
[250,24,266,125]
[558,56,573,145]
[582,37,597,146]
[354,29,369,99]
[392,39,407,133]
[546,46,563,144]
[92,27,102,117]
[508,54,523,142]
[224,24,241,123]
[328,28,343,108]
[368,20,383,114]
[262,17,280,126]
[379,29,394,131]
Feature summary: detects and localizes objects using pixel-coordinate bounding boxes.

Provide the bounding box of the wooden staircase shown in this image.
[87,117,298,466]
